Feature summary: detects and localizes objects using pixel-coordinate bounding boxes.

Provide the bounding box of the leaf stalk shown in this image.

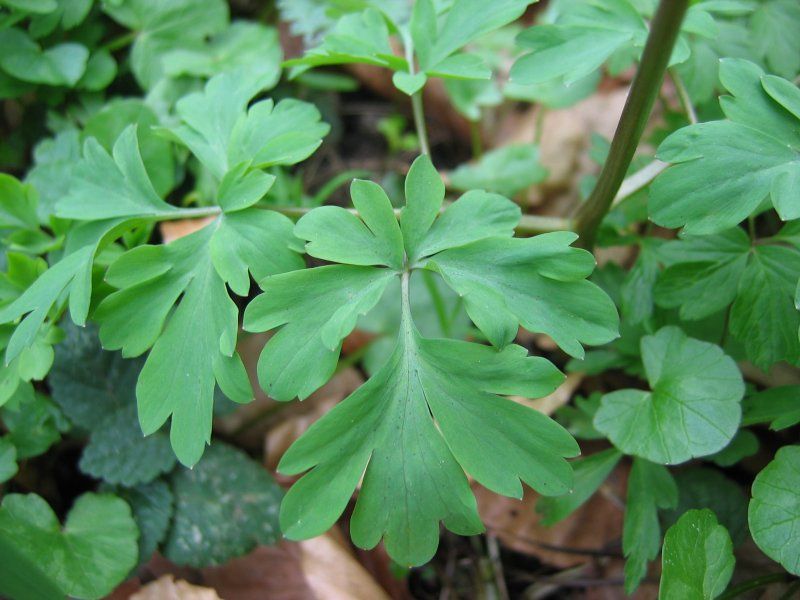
[573,0,689,250]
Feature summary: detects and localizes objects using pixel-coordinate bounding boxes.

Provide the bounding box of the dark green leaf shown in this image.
[164,443,282,567]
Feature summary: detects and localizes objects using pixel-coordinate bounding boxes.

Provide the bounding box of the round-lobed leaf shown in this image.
[0,492,138,599]
[749,445,800,575]
[594,326,744,465]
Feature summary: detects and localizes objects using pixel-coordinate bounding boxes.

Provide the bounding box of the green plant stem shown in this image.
[411,92,431,156]
[573,0,689,250]
[101,30,137,52]
[402,31,431,156]
[669,68,698,124]
[470,121,483,159]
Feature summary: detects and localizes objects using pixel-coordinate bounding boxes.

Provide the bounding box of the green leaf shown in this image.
[162,21,282,88]
[595,326,743,465]
[623,458,678,594]
[244,265,395,401]
[102,0,229,88]
[401,154,446,263]
[510,0,648,85]
[0,128,186,362]
[620,238,661,325]
[661,467,749,546]
[729,244,800,368]
[0,437,17,483]
[96,210,302,466]
[0,523,64,600]
[245,158,617,566]
[279,329,572,566]
[0,28,88,86]
[284,9,406,74]
[650,60,800,233]
[0,0,57,14]
[1,392,63,459]
[423,0,532,71]
[749,445,800,575]
[655,231,800,369]
[0,492,138,599]
[0,174,39,233]
[164,443,282,567]
[106,480,173,564]
[655,228,750,320]
[295,179,405,270]
[708,429,758,467]
[428,232,619,355]
[660,509,735,600]
[82,404,177,486]
[169,72,329,180]
[742,386,800,430]
[30,0,93,32]
[750,0,800,79]
[392,71,427,95]
[82,99,176,197]
[536,448,622,525]
[77,50,117,92]
[358,271,472,374]
[58,126,177,221]
[448,144,548,197]
[25,129,81,221]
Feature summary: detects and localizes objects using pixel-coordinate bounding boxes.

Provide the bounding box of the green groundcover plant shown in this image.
[0,0,799,597]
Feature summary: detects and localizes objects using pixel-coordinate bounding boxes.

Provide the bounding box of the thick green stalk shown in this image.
[573,0,689,250]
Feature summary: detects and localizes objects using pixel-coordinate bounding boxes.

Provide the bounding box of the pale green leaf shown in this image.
[448,144,548,197]
[162,21,281,89]
[623,458,678,593]
[81,99,175,197]
[279,329,572,566]
[536,448,622,525]
[749,445,800,575]
[595,326,744,464]
[96,211,301,466]
[650,60,800,233]
[0,492,138,599]
[169,73,329,180]
[0,28,88,86]
[243,266,395,401]
[102,0,229,88]
[659,509,735,599]
[428,232,619,354]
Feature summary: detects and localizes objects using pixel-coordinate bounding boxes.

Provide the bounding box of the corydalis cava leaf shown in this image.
[245,154,618,567]
[168,70,330,180]
[96,210,303,466]
[278,290,574,566]
[650,59,800,233]
[0,126,180,365]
